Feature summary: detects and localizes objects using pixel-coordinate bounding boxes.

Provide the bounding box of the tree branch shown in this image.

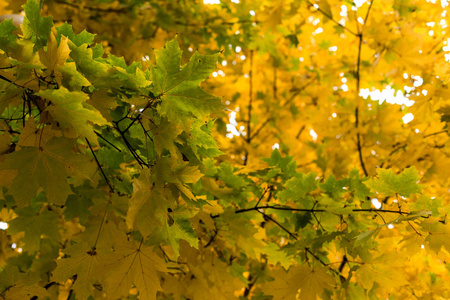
[243,50,254,166]
[305,247,345,281]
[259,210,297,240]
[85,137,114,193]
[424,130,448,138]
[212,205,412,219]
[307,1,358,36]
[94,131,122,152]
[354,1,374,177]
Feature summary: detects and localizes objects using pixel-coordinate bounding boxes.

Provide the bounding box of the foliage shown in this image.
[0,0,450,299]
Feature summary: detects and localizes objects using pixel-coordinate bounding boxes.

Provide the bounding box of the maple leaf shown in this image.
[7,206,58,253]
[102,237,168,300]
[166,208,199,257]
[0,137,78,206]
[17,118,56,147]
[348,168,371,201]
[126,169,166,236]
[0,19,18,51]
[22,0,53,50]
[277,172,318,204]
[419,220,450,254]
[58,61,92,89]
[151,37,224,130]
[66,42,109,83]
[0,266,48,300]
[187,119,223,159]
[364,167,422,197]
[63,183,105,223]
[52,241,109,300]
[37,87,108,142]
[155,157,204,201]
[4,1,450,299]
[265,265,336,300]
[355,252,410,292]
[56,22,96,47]
[38,32,70,76]
[261,243,292,269]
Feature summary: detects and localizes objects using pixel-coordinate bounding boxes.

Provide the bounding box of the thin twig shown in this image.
[305,247,343,280]
[212,205,413,218]
[259,211,297,240]
[85,137,115,192]
[204,229,219,248]
[254,186,270,208]
[354,1,374,177]
[244,50,254,166]
[423,130,448,138]
[54,0,128,13]
[307,1,358,36]
[94,131,122,152]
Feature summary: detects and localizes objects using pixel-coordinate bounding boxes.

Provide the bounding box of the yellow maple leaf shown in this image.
[102,237,167,300]
[265,265,336,300]
[39,32,70,77]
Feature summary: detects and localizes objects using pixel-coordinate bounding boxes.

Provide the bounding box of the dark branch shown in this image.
[353,1,374,177]
[424,130,448,138]
[212,205,412,219]
[307,1,358,36]
[243,50,254,166]
[259,210,297,240]
[305,247,344,281]
[85,138,114,192]
[94,131,122,152]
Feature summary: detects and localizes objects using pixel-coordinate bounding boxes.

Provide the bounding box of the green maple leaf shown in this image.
[188,119,223,159]
[7,206,58,253]
[37,87,108,142]
[411,195,443,217]
[420,220,450,254]
[22,0,53,51]
[364,167,422,197]
[1,137,77,206]
[64,183,106,223]
[216,162,248,190]
[166,209,198,258]
[151,37,224,130]
[67,42,109,82]
[261,243,291,269]
[263,149,297,179]
[106,55,151,90]
[348,168,371,200]
[0,19,18,51]
[320,174,349,199]
[56,22,95,46]
[58,62,92,90]
[277,172,317,204]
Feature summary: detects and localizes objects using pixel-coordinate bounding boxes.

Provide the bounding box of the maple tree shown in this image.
[0,0,450,299]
